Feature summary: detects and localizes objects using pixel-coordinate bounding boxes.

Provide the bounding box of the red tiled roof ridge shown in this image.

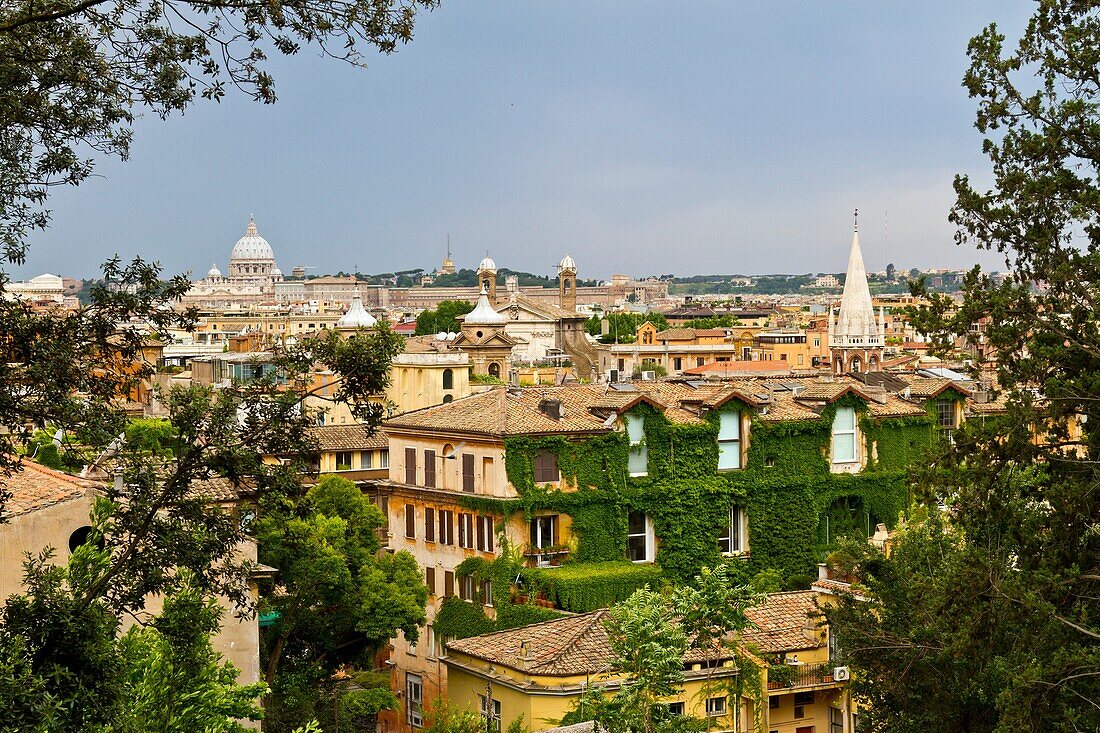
[527,609,610,670]
[17,459,102,488]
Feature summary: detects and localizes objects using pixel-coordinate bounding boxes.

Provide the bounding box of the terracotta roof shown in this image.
[655,328,700,341]
[309,424,388,451]
[896,375,969,400]
[1,461,99,518]
[683,360,791,375]
[447,610,614,675]
[743,590,822,654]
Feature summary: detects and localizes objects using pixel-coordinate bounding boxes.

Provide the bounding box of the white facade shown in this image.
[827,219,886,373]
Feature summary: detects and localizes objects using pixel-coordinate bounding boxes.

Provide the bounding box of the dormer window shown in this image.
[717,410,742,471]
[625,414,648,477]
[831,406,858,463]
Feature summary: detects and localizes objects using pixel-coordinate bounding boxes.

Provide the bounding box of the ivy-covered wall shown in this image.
[460,396,941,585]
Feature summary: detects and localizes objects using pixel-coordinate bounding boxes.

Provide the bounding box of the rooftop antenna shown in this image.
[884,209,889,272]
[447,233,451,259]
[854,207,859,232]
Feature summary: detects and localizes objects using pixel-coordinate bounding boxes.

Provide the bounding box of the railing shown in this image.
[767,662,839,689]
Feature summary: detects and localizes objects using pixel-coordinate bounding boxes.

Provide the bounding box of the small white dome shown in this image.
[230,216,275,262]
[336,293,377,329]
[271,265,282,276]
[207,263,222,278]
[478,256,497,272]
[559,254,577,272]
[464,288,507,326]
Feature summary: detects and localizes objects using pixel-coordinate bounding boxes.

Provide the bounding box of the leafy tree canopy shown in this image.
[415,299,474,335]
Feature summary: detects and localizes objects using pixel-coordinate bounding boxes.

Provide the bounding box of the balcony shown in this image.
[767,662,842,690]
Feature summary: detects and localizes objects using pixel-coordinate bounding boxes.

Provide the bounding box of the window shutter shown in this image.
[444,571,454,597]
[424,450,436,488]
[404,447,417,485]
[476,517,485,551]
[425,567,435,595]
[458,513,466,548]
[462,454,475,493]
[405,504,415,539]
[425,508,435,542]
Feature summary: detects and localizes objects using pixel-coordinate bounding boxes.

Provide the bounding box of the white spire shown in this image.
[830,213,883,349]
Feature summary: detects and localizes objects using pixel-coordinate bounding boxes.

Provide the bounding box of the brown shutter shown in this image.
[405,447,417,485]
[462,454,475,493]
[424,507,435,542]
[405,504,415,539]
[425,567,435,595]
[476,517,485,552]
[457,513,466,548]
[424,450,436,488]
[444,571,454,597]
[487,518,494,553]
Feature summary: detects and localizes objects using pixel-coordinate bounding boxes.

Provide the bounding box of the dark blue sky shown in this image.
[17,1,1032,281]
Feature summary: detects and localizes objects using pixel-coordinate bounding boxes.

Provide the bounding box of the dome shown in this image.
[270,265,282,276]
[207,263,222,278]
[558,254,577,272]
[464,287,507,326]
[230,216,275,262]
[478,255,497,272]
[336,292,377,329]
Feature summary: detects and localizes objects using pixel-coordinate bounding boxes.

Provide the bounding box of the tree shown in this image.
[827,3,1100,730]
[415,300,475,335]
[0,0,438,260]
[584,312,669,344]
[256,475,427,728]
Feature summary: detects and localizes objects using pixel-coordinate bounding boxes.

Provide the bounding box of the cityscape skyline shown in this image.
[15,1,1030,280]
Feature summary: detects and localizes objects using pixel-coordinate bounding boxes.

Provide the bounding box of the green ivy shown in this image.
[521,562,663,613]
[455,395,938,609]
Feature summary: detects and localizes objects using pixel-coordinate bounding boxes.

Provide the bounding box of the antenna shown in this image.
[854,208,859,232]
[885,209,889,271]
[446,233,451,259]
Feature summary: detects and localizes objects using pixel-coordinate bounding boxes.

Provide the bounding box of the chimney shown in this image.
[538,398,564,420]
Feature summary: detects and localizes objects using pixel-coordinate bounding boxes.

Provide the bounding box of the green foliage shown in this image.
[585,312,670,343]
[522,562,663,613]
[257,475,428,726]
[124,418,178,456]
[681,315,741,329]
[415,300,475,336]
[495,398,932,590]
[632,360,668,378]
[423,697,485,733]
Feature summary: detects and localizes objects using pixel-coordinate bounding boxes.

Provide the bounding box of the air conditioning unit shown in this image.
[641,370,656,381]
[833,666,851,681]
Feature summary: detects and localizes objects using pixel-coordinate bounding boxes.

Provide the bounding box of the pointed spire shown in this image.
[830,214,883,349]
[465,285,507,325]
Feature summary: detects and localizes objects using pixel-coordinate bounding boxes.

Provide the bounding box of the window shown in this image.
[936,399,957,429]
[458,512,475,549]
[668,702,685,716]
[697,357,705,366]
[673,357,682,371]
[360,450,373,469]
[442,368,454,390]
[627,510,654,563]
[830,707,844,733]
[626,414,648,476]
[530,515,557,567]
[794,705,806,719]
[380,449,389,468]
[404,505,416,539]
[406,673,423,727]
[483,456,494,489]
[705,696,727,717]
[717,410,742,470]
[438,510,455,545]
[424,449,436,488]
[444,570,455,597]
[718,506,748,555]
[769,697,780,710]
[443,394,453,404]
[405,447,417,484]
[425,567,436,595]
[831,406,858,463]
[462,453,475,493]
[459,575,475,601]
[794,691,815,705]
[481,578,493,606]
[424,508,436,542]
[476,515,495,552]
[335,451,353,470]
[534,450,559,483]
[479,696,502,733]
[427,625,438,659]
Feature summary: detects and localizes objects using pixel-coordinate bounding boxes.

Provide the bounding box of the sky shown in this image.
[15,0,1035,281]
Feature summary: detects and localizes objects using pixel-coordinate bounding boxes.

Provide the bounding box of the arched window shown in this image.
[850,357,862,373]
[488,362,501,378]
[68,526,94,553]
[442,368,454,390]
[443,394,453,404]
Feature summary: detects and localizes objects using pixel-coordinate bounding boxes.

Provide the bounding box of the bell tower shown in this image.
[558,254,577,312]
[828,210,885,374]
[477,254,498,302]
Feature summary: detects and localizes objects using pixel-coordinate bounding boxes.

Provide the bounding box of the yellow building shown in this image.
[441,588,854,733]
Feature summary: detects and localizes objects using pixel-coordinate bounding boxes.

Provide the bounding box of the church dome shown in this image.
[464,287,507,325]
[207,263,222,279]
[336,292,377,329]
[478,255,497,272]
[558,254,577,272]
[230,216,275,262]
